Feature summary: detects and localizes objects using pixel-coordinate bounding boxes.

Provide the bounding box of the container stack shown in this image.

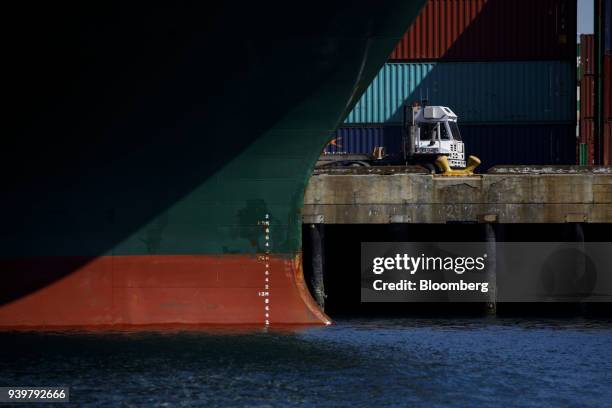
[579,35,596,164]
[578,0,612,165]
[585,0,612,165]
[602,0,612,164]
[576,42,582,142]
[328,0,578,171]
[605,51,612,164]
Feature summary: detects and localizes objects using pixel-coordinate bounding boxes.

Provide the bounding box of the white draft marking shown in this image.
[261,214,271,327]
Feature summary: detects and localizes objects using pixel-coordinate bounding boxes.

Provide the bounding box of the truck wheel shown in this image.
[423,163,437,174]
[349,161,371,167]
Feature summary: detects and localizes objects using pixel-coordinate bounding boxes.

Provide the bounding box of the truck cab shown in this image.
[405,105,466,168]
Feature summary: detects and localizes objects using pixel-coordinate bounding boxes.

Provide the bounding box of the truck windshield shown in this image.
[449,122,462,141]
[440,123,451,140]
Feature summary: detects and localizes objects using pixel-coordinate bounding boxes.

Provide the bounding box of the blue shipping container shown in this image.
[344,62,575,124]
[460,124,576,170]
[323,126,403,155]
[331,125,576,171]
[606,0,612,53]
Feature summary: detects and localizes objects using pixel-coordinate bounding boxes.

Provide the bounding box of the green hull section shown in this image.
[3,2,426,258]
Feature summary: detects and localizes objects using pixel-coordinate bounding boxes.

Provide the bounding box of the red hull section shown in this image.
[0,255,330,328]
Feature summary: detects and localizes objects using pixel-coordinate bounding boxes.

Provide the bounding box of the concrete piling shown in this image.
[308,223,326,309]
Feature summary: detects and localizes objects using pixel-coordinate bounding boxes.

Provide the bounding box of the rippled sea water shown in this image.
[1,318,611,407]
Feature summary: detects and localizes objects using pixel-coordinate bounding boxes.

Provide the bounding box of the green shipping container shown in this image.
[344,61,575,125]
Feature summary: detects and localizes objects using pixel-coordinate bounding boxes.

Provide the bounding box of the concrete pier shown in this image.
[303,166,612,224]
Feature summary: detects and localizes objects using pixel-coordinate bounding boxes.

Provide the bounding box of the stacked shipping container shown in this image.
[605,0,612,163]
[578,1,612,165]
[389,0,576,61]
[328,0,578,170]
[605,55,612,164]
[589,0,612,164]
[324,127,403,155]
[343,62,574,124]
[607,0,612,54]
[579,35,596,164]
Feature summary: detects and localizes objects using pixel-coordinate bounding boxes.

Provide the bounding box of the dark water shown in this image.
[1,318,612,407]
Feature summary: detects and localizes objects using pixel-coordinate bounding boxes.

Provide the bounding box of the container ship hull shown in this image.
[0,2,426,327]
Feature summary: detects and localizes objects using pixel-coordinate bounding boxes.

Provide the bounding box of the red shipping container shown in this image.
[389,0,577,61]
[604,55,612,121]
[580,75,595,120]
[581,75,596,119]
[580,34,595,76]
[605,121,612,165]
[579,118,596,164]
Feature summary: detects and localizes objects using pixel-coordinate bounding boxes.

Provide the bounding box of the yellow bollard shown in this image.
[435,155,481,176]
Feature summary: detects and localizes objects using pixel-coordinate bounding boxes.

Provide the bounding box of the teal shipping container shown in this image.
[344,61,575,125]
